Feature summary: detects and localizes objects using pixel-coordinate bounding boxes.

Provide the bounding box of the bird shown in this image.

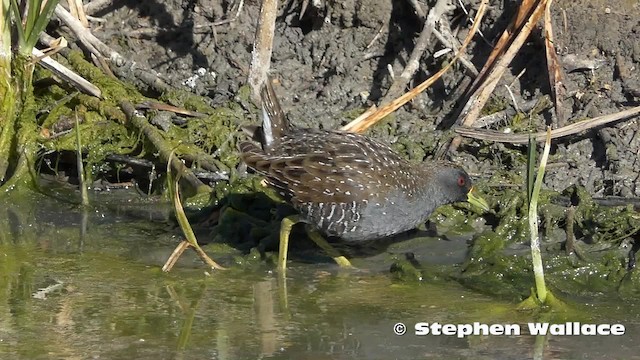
[239,79,488,272]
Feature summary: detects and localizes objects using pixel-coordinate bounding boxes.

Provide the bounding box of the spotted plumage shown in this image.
[239,80,474,242]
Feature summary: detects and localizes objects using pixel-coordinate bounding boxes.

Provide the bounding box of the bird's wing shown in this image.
[240,129,409,205]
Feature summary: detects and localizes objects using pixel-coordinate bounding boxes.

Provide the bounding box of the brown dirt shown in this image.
[89,0,640,195]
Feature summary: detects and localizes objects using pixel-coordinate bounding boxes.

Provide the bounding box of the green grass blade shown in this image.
[10,0,59,54]
[529,127,551,303]
[527,134,536,207]
[26,0,58,51]
[24,0,42,39]
[9,0,25,48]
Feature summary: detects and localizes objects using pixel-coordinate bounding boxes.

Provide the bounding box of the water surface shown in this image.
[1,191,639,359]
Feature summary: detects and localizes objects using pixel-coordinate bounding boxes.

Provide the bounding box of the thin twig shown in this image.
[504,84,520,113]
[74,110,89,206]
[54,5,122,62]
[455,105,640,144]
[457,0,492,46]
[365,23,387,50]
[136,101,207,118]
[52,7,172,94]
[210,0,244,26]
[432,24,478,76]
[69,0,89,28]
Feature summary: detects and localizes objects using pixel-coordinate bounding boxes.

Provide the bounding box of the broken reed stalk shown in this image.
[162,150,225,272]
[528,127,551,303]
[247,0,278,102]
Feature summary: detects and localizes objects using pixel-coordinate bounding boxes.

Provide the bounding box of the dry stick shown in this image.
[162,240,191,272]
[299,0,310,19]
[456,0,492,46]
[365,23,387,50]
[382,0,455,103]
[543,0,566,126]
[119,100,211,193]
[341,0,489,134]
[32,47,102,97]
[449,0,548,152]
[54,5,119,62]
[248,0,278,103]
[455,105,640,144]
[466,0,541,96]
[135,101,207,118]
[74,110,89,206]
[193,0,245,28]
[464,0,547,117]
[211,0,244,26]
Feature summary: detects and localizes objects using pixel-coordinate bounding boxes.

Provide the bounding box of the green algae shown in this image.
[29,50,247,206]
[389,255,424,282]
[67,51,145,105]
[451,178,640,300]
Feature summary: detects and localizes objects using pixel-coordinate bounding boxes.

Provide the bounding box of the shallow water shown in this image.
[1,190,639,360]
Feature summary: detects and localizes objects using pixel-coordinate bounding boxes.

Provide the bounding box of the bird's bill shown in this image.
[467,187,490,212]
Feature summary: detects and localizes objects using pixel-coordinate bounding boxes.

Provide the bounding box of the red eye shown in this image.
[457,175,466,187]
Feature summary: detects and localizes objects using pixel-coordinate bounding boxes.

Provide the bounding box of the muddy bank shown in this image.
[25,0,639,298]
[91,0,639,191]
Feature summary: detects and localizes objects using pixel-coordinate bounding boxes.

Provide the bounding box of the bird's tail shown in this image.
[260,78,290,149]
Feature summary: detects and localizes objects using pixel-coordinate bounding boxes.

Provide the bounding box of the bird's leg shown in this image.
[278,215,299,273]
[278,215,353,272]
[306,227,353,268]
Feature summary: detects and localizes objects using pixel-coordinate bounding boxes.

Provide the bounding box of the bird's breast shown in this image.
[298,189,435,242]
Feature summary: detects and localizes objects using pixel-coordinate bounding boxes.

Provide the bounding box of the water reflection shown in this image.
[1,192,640,359]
